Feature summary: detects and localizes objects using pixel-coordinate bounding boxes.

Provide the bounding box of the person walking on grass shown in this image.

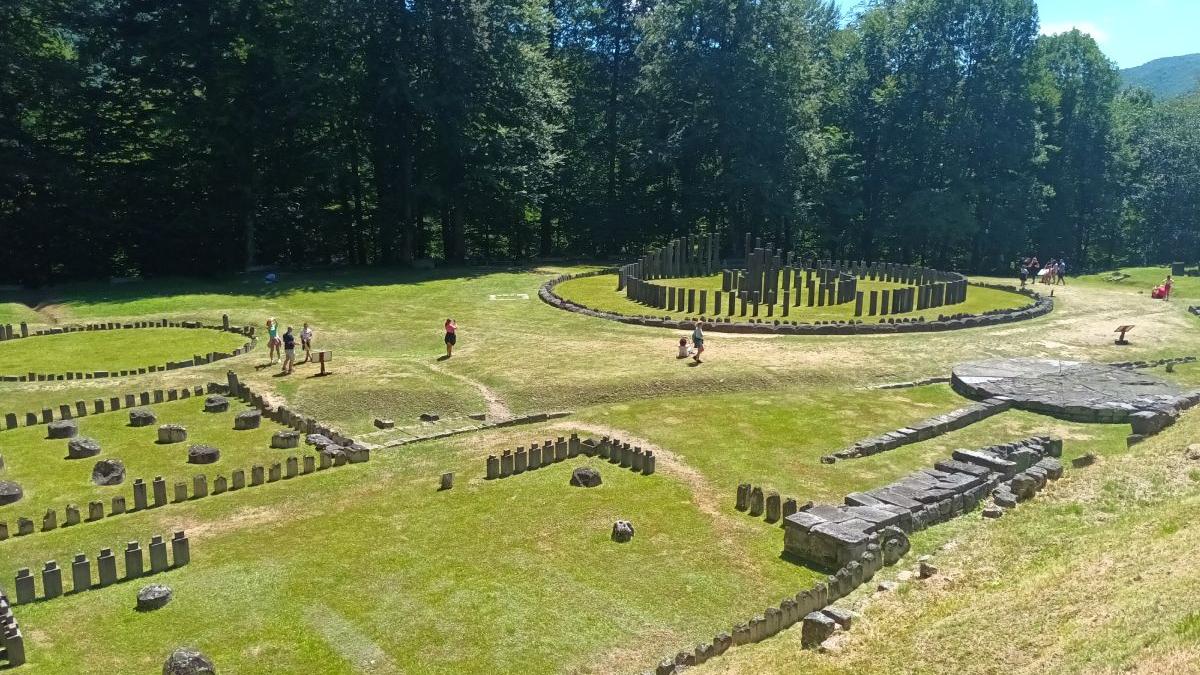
[444,318,457,358]
[267,318,281,364]
[300,322,313,362]
[281,326,296,374]
[691,323,705,364]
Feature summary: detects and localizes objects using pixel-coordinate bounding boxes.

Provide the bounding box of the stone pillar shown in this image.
[736,483,750,511]
[149,535,169,573]
[88,500,104,521]
[527,444,541,470]
[765,491,781,523]
[854,292,864,317]
[285,456,298,478]
[514,447,527,473]
[14,569,35,604]
[749,487,765,516]
[880,289,890,316]
[782,497,798,520]
[64,504,80,526]
[173,482,187,503]
[643,451,655,475]
[71,553,91,593]
[251,465,265,485]
[500,450,513,477]
[42,561,63,599]
[555,437,568,461]
[111,495,126,515]
[97,548,117,586]
[268,463,282,482]
[152,476,167,507]
[171,531,190,567]
[569,433,581,457]
[193,474,209,498]
[231,469,246,489]
[486,455,500,479]
[42,509,57,531]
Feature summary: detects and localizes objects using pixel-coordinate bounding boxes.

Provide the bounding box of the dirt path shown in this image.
[33,301,69,325]
[428,363,514,421]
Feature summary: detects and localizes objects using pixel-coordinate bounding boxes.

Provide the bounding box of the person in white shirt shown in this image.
[300,323,314,363]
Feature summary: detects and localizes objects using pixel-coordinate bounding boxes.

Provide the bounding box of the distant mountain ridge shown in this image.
[1120,53,1200,99]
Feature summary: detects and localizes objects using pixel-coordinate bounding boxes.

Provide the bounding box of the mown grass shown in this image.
[555,273,1033,322]
[0,397,307,518]
[0,328,249,375]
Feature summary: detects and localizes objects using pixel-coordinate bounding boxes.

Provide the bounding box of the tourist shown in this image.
[281,326,296,374]
[266,318,281,364]
[1056,259,1067,285]
[691,323,705,363]
[300,322,313,362]
[677,337,691,359]
[1028,257,1040,284]
[1019,264,1028,288]
[444,318,457,358]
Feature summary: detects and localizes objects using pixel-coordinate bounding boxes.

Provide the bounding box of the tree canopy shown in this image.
[2,0,1197,284]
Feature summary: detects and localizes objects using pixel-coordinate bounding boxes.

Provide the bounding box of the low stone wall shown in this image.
[541,271,1052,336]
[822,397,1013,463]
[785,437,1062,569]
[9,531,189,605]
[0,384,209,433]
[377,411,574,450]
[1109,355,1197,369]
[0,315,255,382]
[734,484,806,525]
[484,434,655,479]
[0,587,23,667]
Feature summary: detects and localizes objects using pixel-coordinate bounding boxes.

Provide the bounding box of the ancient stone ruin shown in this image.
[203,395,229,413]
[47,419,78,439]
[136,584,173,611]
[233,409,261,430]
[66,437,102,460]
[570,466,602,488]
[187,445,220,465]
[0,480,22,506]
[611,520,635,543]
[91,459,126,486]
[163,647,216,675]
[129,408,157,427]
[784,437,1062,569]
[157,424,187,444]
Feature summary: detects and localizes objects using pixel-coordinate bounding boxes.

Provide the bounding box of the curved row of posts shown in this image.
[616,234,968,319]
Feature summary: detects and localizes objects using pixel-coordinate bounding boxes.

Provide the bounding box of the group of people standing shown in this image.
[266,318,314,375]
[1019,257,1067,287]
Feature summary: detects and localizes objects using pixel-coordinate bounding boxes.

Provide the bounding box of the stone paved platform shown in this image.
[951,357,1188,422]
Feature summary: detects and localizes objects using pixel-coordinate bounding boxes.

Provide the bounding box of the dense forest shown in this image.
[3,0,1199,284]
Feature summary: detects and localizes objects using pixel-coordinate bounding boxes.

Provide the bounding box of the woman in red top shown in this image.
[444,319,457,358]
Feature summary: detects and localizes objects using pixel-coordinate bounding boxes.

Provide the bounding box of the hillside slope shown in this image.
[1122,53,1200,99]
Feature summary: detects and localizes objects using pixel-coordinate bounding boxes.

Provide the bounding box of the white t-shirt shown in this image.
[300,327,313,341]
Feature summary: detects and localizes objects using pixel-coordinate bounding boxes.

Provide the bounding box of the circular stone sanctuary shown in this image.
[543,234,1049,335]
[951,357,1193,422]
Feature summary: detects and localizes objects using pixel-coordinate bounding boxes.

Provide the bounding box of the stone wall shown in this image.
[8,531,189,605]
[484,434,656,479]
[542,270,1052,336]
[0,315,255,382]
[0,588,23,667]
[0,385,209,433]
[784,437,1062,569]
[822,397,1013,463]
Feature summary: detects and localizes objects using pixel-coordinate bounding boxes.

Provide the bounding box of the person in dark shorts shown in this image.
[281,326,296,374]
[444,319,457,358]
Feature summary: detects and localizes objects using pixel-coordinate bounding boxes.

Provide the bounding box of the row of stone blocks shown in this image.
[0,447,366,541]
[616,233,718,290]
[1,385,209,432]
[547,272,1052,336]
[0,339,255,382]
[825,397,1013,463]
[0,316,255,340]
[485,435,656,479]
[734,485,804,525]
[10,532,189,605]
[785,437,1063,570]
[0,588,24,667]
[650,531,896,673]
[1110,356,1197,370]
[221,371,355,448]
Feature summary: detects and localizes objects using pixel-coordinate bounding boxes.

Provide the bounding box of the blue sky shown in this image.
[837,0,1199,68]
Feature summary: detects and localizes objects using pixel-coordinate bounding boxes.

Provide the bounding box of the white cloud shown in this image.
[1039,20,1110,43]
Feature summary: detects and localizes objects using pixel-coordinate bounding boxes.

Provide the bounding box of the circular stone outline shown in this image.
[541,269,1051,336]
[0,319,257,382]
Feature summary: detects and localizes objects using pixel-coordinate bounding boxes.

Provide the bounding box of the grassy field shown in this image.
[0,262,1198,673]
[0,327,249,375]
[555,273,1034,322]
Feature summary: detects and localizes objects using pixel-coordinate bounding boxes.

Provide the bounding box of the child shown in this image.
[691,324,705,364]
[444,319,457,358]
[300,323,313,362]
[677,337,690,359]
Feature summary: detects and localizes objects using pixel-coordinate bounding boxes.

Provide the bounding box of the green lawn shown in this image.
[0,397,309,519]
[0,265,1197,673]
[555,273,1034,322]
[0,328,249,375]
